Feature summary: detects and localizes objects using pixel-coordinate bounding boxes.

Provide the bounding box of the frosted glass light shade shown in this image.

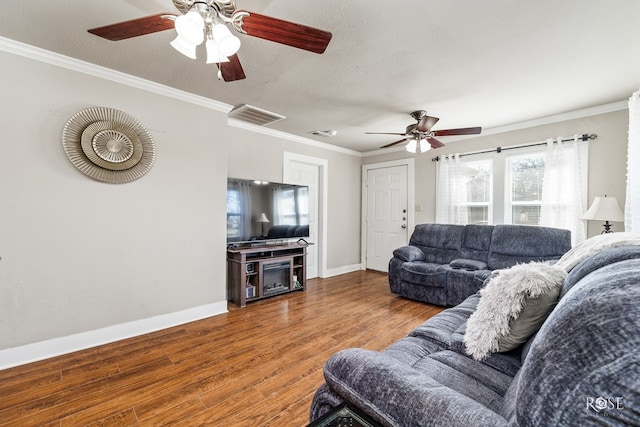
[212,24,241,56]
[174,11,205,45]
[206,39,230,63]
[405,139,418,153]
[419,139,431,153]
[171,35,197,59]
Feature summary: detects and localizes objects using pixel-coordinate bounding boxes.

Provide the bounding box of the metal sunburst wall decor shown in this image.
[62,107,156,183]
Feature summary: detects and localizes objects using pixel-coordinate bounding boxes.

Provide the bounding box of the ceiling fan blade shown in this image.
[434,126,482,136]
[416,115,439,132]
[381,138,410,149]
[88,13,175,41]
[218,54,246,82]
[427,137,446,148]
[239,11,332,54]
[365,132,408,136]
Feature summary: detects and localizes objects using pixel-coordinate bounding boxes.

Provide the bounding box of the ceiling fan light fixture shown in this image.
[212,23,241,56]
[419,139,431,153]
[174,12,205,45]
[405,139,418,153]
[170,35,198,59]
[205,39,230,63]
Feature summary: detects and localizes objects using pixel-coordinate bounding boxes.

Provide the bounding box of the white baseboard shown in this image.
[322,263,363,278]
[0,301,228,371]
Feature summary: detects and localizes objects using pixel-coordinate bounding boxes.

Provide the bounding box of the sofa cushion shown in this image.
[410,293,480,347]
[512,259,640,426]
[393,245,425,262]
[450,258,488,271]
[400,262,447,287]
[460,224,494,262]
[427,350,514,399]
[384,336,447,366]
[562,244,640,297]
[487,224,571,270]
[464,262,566,360]
[451,322,522,377]
[409,223,465,264]
[323,348,509,427]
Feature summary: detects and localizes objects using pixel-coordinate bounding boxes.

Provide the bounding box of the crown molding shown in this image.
[480,100,628,137]
[228,118,362,157]
[0,36,232,113]
[2,36,627,158]
[0,36,362,157]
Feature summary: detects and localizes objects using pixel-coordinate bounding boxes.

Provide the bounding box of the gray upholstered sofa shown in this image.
[310,241,640,427]
[389,223,572,306]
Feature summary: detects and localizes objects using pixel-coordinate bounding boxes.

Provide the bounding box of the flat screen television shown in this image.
[226,178,310,245]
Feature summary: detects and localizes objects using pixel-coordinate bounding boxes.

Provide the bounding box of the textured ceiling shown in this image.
[2,0,640,153]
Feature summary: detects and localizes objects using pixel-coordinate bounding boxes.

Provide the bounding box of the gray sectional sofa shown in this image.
[389,223,572,306]
[310,242,640,426]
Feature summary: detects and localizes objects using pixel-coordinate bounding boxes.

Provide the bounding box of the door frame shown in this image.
[361,158,415,270]
[283,152,328,278]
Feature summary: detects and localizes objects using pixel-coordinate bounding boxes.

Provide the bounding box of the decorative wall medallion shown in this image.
[62,107,155,183]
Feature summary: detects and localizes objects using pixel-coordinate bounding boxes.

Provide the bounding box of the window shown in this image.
[507,152,545,225]
[465,159,492,225]
[436,136,588,243]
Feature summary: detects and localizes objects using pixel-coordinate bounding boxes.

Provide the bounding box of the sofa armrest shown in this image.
[393,246,425,262]
[450,258,488,271]
[323,348,508,427]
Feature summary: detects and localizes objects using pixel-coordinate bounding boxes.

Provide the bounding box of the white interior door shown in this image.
[365,165,409,272]
[283,156,320,279]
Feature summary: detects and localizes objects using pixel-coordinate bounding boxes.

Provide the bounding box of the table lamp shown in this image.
[582,195,624,233]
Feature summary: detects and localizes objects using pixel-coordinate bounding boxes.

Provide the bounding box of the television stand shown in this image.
[226,242,307,307]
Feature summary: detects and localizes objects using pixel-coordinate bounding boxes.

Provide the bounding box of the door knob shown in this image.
[401,224,407,229]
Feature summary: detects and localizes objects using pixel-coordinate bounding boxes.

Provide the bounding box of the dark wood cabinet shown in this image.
[227,243,307,307]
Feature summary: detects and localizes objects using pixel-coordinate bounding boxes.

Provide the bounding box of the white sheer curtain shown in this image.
[626,89,640,232]
[436,154,469,224]
[540,135,588,245]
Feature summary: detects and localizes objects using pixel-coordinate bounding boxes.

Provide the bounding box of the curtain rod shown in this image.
[431,133,597,162]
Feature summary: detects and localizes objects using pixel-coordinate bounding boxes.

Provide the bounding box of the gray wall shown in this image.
[363,109,629,238]
[227,127,362,271]
[0,51,229,351]
[0,47,363,359]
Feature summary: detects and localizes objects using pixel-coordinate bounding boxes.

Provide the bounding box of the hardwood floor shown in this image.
[0,270,443,427]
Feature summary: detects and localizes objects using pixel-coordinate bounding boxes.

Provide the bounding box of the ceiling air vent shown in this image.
[228,104,285,127]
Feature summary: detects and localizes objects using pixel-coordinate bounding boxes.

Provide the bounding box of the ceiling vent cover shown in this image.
[228,104,285,127]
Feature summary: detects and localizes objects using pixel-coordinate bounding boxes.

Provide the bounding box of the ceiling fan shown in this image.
[366,110,482,153]
[87,0,332,82]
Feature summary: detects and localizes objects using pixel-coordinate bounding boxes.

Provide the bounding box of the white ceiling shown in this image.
[2,0,640,153]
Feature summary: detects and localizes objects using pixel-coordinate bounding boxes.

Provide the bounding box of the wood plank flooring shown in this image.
[0,270,443,426]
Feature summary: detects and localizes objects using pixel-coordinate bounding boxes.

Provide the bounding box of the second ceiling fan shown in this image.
[87,0,332,82]
[367,110,482,153]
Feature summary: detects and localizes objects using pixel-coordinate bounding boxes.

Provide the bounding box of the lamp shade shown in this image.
[212,24,241,57]
[256,212,270,223]
[174,11,205,45]
[419,139,431,153]
[205,38,230,63]
[582,196,624,221]
[171,35,198,59]
[405,139,418,153]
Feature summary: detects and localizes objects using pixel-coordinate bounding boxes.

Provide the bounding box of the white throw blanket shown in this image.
[555,232,640,272]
